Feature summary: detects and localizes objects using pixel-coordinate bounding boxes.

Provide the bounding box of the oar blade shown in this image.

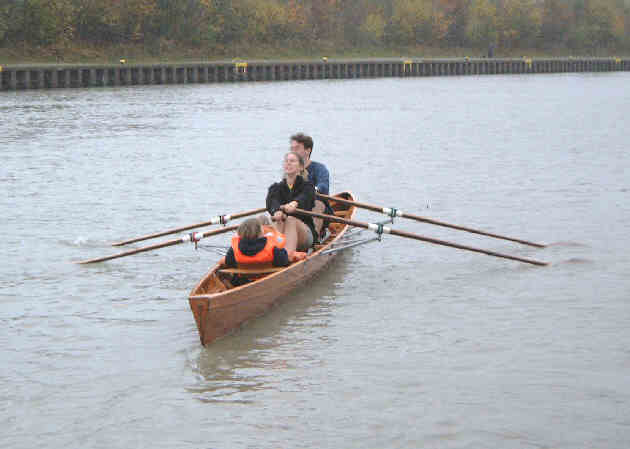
[77,224,239,265]
[77,239,182,264]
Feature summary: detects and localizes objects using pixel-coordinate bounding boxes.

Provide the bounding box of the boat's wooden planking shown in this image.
[189,192,355,345]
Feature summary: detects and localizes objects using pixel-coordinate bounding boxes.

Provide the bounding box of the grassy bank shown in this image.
[1,42,625,65]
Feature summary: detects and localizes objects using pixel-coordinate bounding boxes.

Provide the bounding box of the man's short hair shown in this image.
[290,132,313,151]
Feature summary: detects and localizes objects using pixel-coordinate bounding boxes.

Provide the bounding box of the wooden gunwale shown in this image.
[188,192,356,345]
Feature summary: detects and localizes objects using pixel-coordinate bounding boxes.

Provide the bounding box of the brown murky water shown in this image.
[2,73,630,448]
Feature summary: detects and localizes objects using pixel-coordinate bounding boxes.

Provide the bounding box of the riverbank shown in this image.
[2,56,628,91]
[1,43,626,65]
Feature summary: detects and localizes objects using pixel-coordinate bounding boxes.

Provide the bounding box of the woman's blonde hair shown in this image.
[238,218,262,240]
[284,151,306,180]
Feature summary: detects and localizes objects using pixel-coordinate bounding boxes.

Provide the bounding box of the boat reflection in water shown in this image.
[187,250,355,403]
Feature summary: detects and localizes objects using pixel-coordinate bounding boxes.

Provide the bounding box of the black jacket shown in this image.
[266,176,317,243]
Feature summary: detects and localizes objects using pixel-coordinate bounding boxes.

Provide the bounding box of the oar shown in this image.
[111,207,266,246]
[294,209,548,267]
[317,193,545,248]
[76,224,238,265]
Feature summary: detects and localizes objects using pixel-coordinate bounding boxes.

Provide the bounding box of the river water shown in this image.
[2,73,629,448]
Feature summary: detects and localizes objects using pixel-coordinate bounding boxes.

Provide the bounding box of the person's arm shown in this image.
[268,184,289,222]
[272,247,290,266]
[266,183,283,215]
[292,181,315,211]
[224,247,237,268]
[312,163,330,195]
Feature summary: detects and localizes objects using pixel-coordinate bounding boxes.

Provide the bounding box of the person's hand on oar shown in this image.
[288,251,307,262]
[273,201,299,222]
[281,200,299,214]
[273,209,287,222]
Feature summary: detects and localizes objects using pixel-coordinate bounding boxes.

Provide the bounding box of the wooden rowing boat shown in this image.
[188,192,357,346]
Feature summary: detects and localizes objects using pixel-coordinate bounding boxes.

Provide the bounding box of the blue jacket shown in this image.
[306,161,330,195]
[306,160,333,216]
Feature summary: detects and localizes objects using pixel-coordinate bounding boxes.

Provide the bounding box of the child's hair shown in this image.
[256,214,272,226]
[237,218,262,240]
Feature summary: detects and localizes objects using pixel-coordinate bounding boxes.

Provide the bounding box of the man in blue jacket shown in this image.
[290,132,332,237]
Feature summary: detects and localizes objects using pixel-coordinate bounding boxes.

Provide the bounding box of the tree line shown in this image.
[1,0,629,56]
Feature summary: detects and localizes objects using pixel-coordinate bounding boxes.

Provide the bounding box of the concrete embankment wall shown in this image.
[1,57,628,90]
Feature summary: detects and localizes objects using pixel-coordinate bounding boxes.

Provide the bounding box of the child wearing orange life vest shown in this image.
[221,218,306,269]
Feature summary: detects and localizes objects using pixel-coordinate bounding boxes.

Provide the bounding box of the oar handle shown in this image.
[111,207,266,246]
[317,193,546,248]
[295,208,548,267]
[77,224,238,264]
[317,193,383,214]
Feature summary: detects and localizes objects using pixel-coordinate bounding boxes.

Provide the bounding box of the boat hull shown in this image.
[189,192,356,346]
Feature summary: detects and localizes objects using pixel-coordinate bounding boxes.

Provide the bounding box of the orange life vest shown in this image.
[262,226,286,248]
[231,227,286,266]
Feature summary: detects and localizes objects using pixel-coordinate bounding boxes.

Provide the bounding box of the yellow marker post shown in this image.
[0,65,3,72]
[614,57,621,64]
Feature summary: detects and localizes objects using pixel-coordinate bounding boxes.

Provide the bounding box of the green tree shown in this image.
[360,11,386,44]
[498,0,542,49]
[584,0,624,48]
[541,0,574,47]
[0,1,12,43]
[74,0,123,43]
[388,0,433,45]
[465,0,497,48]
[243,0,290,43]
[440,0,470,46]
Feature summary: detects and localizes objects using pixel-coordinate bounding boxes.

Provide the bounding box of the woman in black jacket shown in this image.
[266,151,316,254]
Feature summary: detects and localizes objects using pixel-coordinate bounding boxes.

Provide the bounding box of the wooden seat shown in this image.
[218,266,285,276]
